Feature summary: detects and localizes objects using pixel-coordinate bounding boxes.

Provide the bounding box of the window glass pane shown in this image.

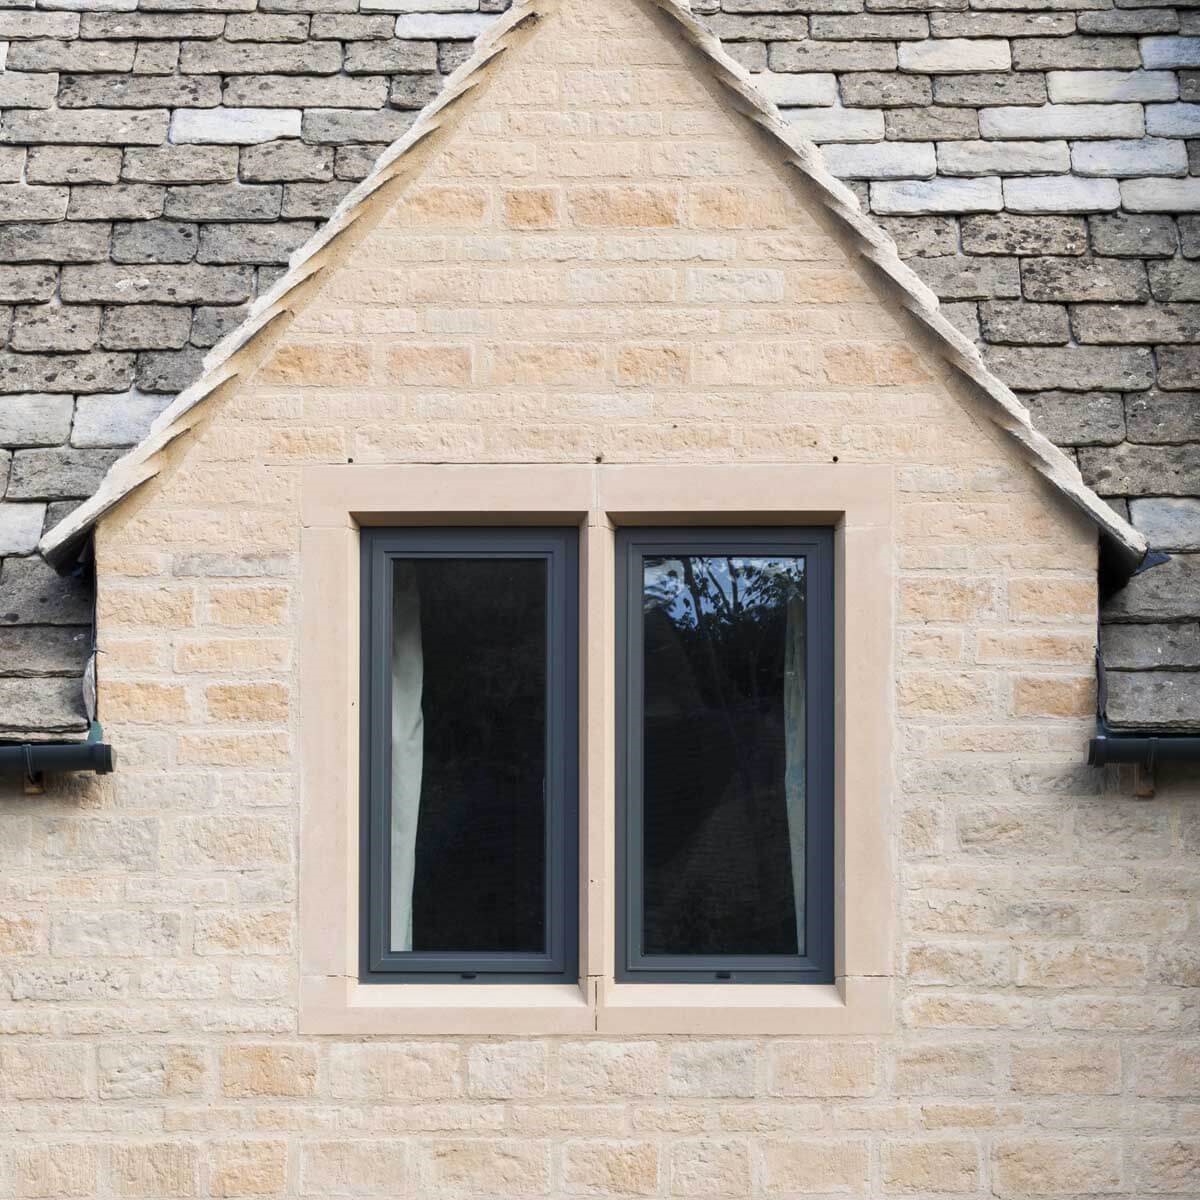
[641,554,806,958]
[390,557,547,955]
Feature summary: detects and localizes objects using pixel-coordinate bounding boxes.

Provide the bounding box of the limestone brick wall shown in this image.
[0,5,1195,1195]
[1,0,1199,738]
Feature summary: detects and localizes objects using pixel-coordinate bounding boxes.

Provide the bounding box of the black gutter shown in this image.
[0,725,114,782]
[1088,727,1200,768]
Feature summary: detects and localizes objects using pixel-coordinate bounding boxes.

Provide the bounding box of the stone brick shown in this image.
[769,40,898,72]
[884,106,980,139]
[0,71,60,109]
[933,71,1046,106]
[1004,177,1121,213]
[1082,443,1200,497]
[1024,390,1126,445]
[0,109,168,146]
[99,304,191,351]
[1014,35,1142,70]
[768,1042,879,1097]
[1158,344,1200,388]
[986,345,1154,390]
[981,301,1069,344]
[0,184,68,222]
[111,219,198,264]
[939,139,1068,176]
[882,1141,979,1193]
[309,13,393,38]
[1090,212,1178,258]
[872,177,1002,214]
[762,1140,870,1193]
[916,255,1020,299]
[163,183,282,222]
[0,266,58,302]
[1131,1140,1200,1196]
[73,391,166,445]
[1129,496,1200,548]
[0,394,73,447]
[61,262,253,304]
[707,13,811,41]
[81,11,224,36]
[1102,618,1200,666]
[1047,68,1179,102]
[0,554,92,624]
[10,304,101,353]
[388,72,440,109]
[224,72,388,107]
[1103,553,1200,618]
[240,139,332,183]
[667,1041,757,1098]
[300,1141,408,1197]
[13,1145,98,1198]
[1073,137,1189,177]
[1122,177,1200,212]
[784,106,887,141]
[69,183,166,221]
[198,220,314,263]
[53,908,181,955]
[980,102,1144,139]
[226,12,307,40]
[899,38,1011,72]
[841,70,930,107]
[1080,10,1179,34]
[992,1140,1122,1195]
[1143,34,1200,69]
[301,107,413,145]
[221,1043,316,1096]
[880,214,959,256]
[961,213,1087,256]
[59,71,218,107]
[0,12,78,36]
[467,1041,548,1098]
[209,1141,287,1198]
[1107,669,1200,727]
[122,144,238,183]
[170,107,302,144]
[136,346,205,392]
[7,37,135,72]
[1149,258,1200,299]
[111,1142,198,1198]
[824,141,936,178]
[393,12,494,37]
[932,12,1073,36]
[562,1140,659,1197]
[0,501,47,554]
[1023,256,1149,302]
[0,352,134,396]
[1074,303,1200,344]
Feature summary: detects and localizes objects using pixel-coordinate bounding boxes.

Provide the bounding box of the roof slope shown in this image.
[40,0,1148,577]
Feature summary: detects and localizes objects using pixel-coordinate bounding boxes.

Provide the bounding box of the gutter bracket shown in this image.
[22,745,44,797]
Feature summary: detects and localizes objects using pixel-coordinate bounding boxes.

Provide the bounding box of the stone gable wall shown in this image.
[0,5,1194,1194]
[0,0,1198,735]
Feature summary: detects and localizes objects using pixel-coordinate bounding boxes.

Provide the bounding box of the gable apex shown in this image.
[40,0,1147,575]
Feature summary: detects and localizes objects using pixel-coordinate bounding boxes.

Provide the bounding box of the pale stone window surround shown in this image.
[299,463,895,1035]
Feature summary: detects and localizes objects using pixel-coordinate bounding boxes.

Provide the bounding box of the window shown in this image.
[616,529,835,984]
[360,528,578,982]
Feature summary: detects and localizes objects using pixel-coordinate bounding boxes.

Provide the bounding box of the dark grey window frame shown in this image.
[359,527,579,984]
[616,527,835,985]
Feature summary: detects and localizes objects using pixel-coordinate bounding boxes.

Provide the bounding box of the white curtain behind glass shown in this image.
[390,562,424,952]
[783,586,806,953]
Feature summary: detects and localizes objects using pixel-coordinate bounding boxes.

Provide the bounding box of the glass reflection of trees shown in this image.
[641,555,807,958]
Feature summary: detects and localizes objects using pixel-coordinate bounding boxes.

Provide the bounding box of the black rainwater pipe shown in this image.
[0,730,114,782]
[1088,728,1200,768]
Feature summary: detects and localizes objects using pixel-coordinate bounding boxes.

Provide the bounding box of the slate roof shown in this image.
[1,0,1198,740]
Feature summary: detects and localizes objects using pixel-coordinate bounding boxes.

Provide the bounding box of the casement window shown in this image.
[360,522,834,987]
[303,462,893,1033]
[616,529,835,985]
[360,528,579,982]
